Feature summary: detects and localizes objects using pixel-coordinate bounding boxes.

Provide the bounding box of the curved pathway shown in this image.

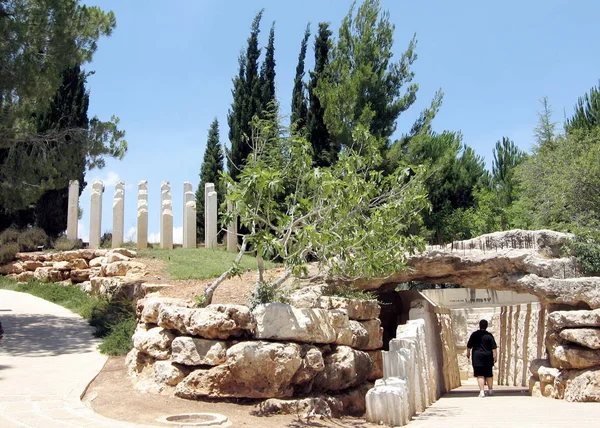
[0,290,154,427]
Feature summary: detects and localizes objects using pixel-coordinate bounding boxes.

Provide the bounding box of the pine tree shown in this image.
[566,80,600,133]
[34,66,90,237]
[227,10,264,180]
[291,24,310,131]
[260,23,276,110]
[306,22,334,167]
[196,119,224,241]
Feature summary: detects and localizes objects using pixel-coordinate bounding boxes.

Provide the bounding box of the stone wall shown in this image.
[365,296,460,426]
[127,295,384,418]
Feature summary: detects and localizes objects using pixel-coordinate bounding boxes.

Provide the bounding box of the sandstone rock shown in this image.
[126,348,155,378]
[89,257,106,268]
[137,296,192,324]
[33,267,62,283]
[67,258,89,270]
[157,305,193,334]
[48,250,82,262]
[52,261,71,271]
[132,325,175,360]
[70,269,90,283]
[186,304,255,339]
[562,368,600,402]
[16,271,34,283]
[171,337,229,366]
[317,296,380,320]
[291,345,325,387]
[313,346,372,392]
[259,396,343,418]
[101,261,128,277]
[253,303,341,344]
[94,249,108,258]
[15,252,46,262]
[90,277,123,297]
[287,284,332,308]
[529,376,541,397]
[154,361,186,387]
[110,248,137,258]
[367,351,383,381]
[538,366,560,384]
[175,341,304,399]
[22,260,43,271]
[361,319,383,351]
[549,309,600,330]
[0,261,23,275]
[106,252,130,263]
[560,328,600,349]
[336,320,370,349]
[529,358,551,377]
[548,341,600,369]
[333,382,372,416]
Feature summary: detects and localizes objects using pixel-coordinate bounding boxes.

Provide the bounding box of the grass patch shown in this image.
[137,247,277,280]
[0,277,135,356]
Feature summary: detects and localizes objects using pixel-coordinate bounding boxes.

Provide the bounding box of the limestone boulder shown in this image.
[33,267,62,283]
[101,261,145,277]
[333,382,372,416]
[171,337,229,366]
[16,271,34,283]
[549,309,600,330]
[336,320,370,349]
[70,269,90,283]
[126,348,155,378]
[560,328,600,350]
[186,304,255,339]
[538,366,560,384]
[52,261,71,271]
[175,341,304,399]
[287,284,331,308]
[47,250,82,262]
[291,345,325,387]
[89,257,106,268]
[153,361,186,387]
[15,252,46,262]
[529,358,551,377]
[367,351,383,381]
[137,296,192,324]
[132,325,175,360]
[548,341,600,370]
[110,248,137,258]
[68,258,89,270]
[0,261,23,275]
[361,319,383,350]
[313,346,372,392]
[253,303,342,344]
[259,396,343,418]
[562,368,600,402]
[90,277,123,297]
[157,305,193,334]
[22,260,44,271]
[78,281,92,294]
[317,296,380,321]
[106,252,130,263]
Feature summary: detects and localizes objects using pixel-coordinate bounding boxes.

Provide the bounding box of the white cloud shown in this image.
[148,232,160,244]
[125,226,137,242]
[89,171,122,188]
[78,221,89,243]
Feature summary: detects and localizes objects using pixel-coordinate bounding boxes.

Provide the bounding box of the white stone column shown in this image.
[185,200,197,249]
[112,181,125,248]
[66,180,79,240]
[183,182,194,248]
[89,180,104,249]
[227,198,237,252]
[204,183,217,249]
[137,181,148,249]
[160,181,173,249]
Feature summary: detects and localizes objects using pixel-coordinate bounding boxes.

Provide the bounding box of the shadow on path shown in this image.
[0,312,97,357]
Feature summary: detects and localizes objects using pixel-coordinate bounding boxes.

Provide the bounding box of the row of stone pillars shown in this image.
[66,180,237,251]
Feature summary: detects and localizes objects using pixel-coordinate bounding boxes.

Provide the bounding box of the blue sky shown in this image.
[77,0,600,243]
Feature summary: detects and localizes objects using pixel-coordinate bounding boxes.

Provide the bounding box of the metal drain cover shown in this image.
[158,413,230,426]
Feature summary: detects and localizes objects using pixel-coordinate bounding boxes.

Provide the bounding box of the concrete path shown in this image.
[0,290,156,427]
[410,380,600,428]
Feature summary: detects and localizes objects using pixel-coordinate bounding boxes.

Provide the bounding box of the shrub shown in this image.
[100,232,112,249]
[98,316,137,355]
[53,236,77,251]
[323,284,377,301]
[248,281,289,310]
[89,299,136,337]
[567,227,600,276]
[0,228,20,245]
[17,227,49,252]
[0,242,19,264]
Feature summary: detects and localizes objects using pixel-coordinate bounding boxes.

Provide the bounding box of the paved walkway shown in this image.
[0,290,155,428]
[410,380,600,428]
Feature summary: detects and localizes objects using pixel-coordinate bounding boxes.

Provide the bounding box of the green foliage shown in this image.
[248,280,289,310]
[100,232,112,248]
[0,227,19,245]
[53,236,77,251]
[0,242,19,264]
[260,23,277,109]
[566,226,600,276]
[17,227,49,251]
[137,248,272,280]
[194,294,206,308]
[323,284,376,301]
[89,299,135,338]
[307,22,334,167]
[291,24,311,131]
[196,119,225,240]
[316,0,419,151]
[566,80,600,133]
[223,114,429,281]
[97,317,136,356]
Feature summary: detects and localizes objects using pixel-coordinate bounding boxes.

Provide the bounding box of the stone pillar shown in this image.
[66,180,79,240]
[227,198,237,252]
[204,183,217,249]
[112,181,125,248]
[183,182,195,248]
[160,181,173,249]
[137,181,148,249]
[89,180,104,249]
[185,200,197,249]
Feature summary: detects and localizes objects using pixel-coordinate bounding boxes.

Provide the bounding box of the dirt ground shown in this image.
[85,255,376,427]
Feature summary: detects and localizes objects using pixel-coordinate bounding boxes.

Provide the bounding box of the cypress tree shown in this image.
[306,22,334,167]
[196,119,224,241]
[227,10,264,180]
[34,65,89,237]
[291,24,310,131]
[260,23,276,110]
